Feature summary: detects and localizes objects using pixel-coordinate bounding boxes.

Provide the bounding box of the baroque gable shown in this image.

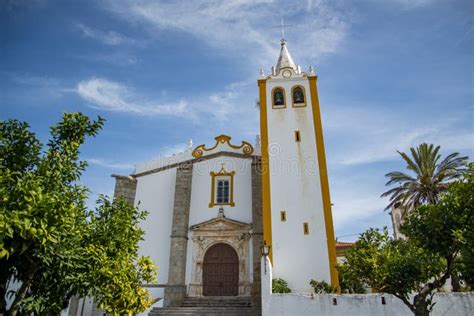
[192,135,254,158]
[190,215,251,233]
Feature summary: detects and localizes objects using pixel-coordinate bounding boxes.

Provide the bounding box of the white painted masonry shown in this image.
[135,167,177,305]
[264,65,331,292]
[261,256,474,316]
[125,137,260,310]
[185,156,254,289]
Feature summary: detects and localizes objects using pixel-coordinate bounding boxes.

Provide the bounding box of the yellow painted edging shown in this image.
[308,76,339,288]
[209,169,235,208]
[258,79,273,262]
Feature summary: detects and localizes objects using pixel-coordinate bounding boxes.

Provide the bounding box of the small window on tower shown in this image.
[292,86,306,107]
[272,87,286,109]
[280,211,287,222]
[295,130,301,142]
[303,222,310,235]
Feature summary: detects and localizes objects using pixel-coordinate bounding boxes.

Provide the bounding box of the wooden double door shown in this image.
[202,243,239,296]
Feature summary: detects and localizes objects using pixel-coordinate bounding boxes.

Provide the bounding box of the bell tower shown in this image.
[258,39,338,292]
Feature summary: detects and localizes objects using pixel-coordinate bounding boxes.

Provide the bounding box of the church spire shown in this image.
[275,39,297,73]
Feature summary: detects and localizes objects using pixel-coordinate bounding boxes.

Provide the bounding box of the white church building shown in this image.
[68,38,474,316]
[110,38,339,314]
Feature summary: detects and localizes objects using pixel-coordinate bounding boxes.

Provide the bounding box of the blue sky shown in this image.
[1,0,473,241]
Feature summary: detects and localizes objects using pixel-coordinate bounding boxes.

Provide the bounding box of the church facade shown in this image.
[111,39,339,310]
[113,135,264,307]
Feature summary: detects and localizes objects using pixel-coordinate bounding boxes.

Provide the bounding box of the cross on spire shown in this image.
[273,17,293,41]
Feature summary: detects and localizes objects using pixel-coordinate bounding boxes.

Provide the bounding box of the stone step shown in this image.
[149,296,261,316]
[181,301,252,307]
[182,296,253,307]
[149,307,261,316]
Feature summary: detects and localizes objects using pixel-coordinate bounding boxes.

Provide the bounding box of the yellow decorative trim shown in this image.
[291,85,307,108]
[259,79,273,262]
[192,134,254,158]
[308,76,339,289]
[209,164,235,207]
[271,86,286,109]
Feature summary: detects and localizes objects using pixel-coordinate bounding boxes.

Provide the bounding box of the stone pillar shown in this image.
[164,164,193,307]
[251,156,263,306]
[111,174,137,205]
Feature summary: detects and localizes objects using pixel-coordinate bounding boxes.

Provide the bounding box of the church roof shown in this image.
[275,39,297,73]
[336,241,354,257]
[133,135,261,176]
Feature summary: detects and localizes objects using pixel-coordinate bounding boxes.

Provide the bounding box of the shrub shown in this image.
[272,278,291,293]
[310,279,337,294]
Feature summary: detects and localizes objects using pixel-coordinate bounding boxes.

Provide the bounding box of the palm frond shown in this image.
[384,171,417,186]
[398,150,421,176]
[382,143,468,212]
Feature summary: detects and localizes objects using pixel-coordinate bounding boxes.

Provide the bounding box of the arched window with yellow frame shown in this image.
[292,85,306,107]
[272,87,286,109]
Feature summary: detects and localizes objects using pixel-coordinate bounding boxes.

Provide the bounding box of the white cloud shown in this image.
[76,23,136,46]
[387,0,436,9]
[72,52,140,66]
[160,142,189,157]
[104,0,349,68]
[76,78,188,116]
[7,72,74,98]
[75,76,260,132]
[332,194,388,230]
[10,73,59,87]
[325,105,474,166]
[86,158,134,170]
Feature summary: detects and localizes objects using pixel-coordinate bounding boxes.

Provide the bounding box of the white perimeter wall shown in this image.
[265,76,330,292]
[261,256,474,316]
[135,167,177,306]
[185,156,254,287]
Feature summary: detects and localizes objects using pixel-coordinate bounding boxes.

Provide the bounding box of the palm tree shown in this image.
[381,143,468,214]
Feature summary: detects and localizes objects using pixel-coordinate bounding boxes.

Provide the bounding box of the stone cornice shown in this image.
[132,151,260,178]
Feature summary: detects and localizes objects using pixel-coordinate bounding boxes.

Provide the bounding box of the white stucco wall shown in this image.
[135,167,177,303]
[265,72,330,292]
[185,156,254,287]
[261,256,474,316]
[188,156,253,226]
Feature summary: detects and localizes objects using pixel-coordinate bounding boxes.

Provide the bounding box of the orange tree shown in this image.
[0,113,156,315]
[339,164,473,316]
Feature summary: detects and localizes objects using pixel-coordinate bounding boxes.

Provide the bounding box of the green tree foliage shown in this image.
[381,143,468,212]
[272,278,291,293]
[336,263,366,294]
[309,280,336,294]
[0,113,156,315]
[455,167,474,289]
[402,162,474,292]
[340,165,473,316]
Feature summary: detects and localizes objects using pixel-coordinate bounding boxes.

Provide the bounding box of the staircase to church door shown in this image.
[203,243,239,296]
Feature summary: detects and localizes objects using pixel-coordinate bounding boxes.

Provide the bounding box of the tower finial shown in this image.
[272,18,297,74]
[275,37,297,73]
[272,17,293,42]
[280,17,285,40]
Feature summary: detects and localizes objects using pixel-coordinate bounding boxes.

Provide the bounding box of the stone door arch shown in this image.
[189,216,252,297]
[203,243,239,296]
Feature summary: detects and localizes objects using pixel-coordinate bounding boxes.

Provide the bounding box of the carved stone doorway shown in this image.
[203,243,239,296]
[189,216,252,297]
